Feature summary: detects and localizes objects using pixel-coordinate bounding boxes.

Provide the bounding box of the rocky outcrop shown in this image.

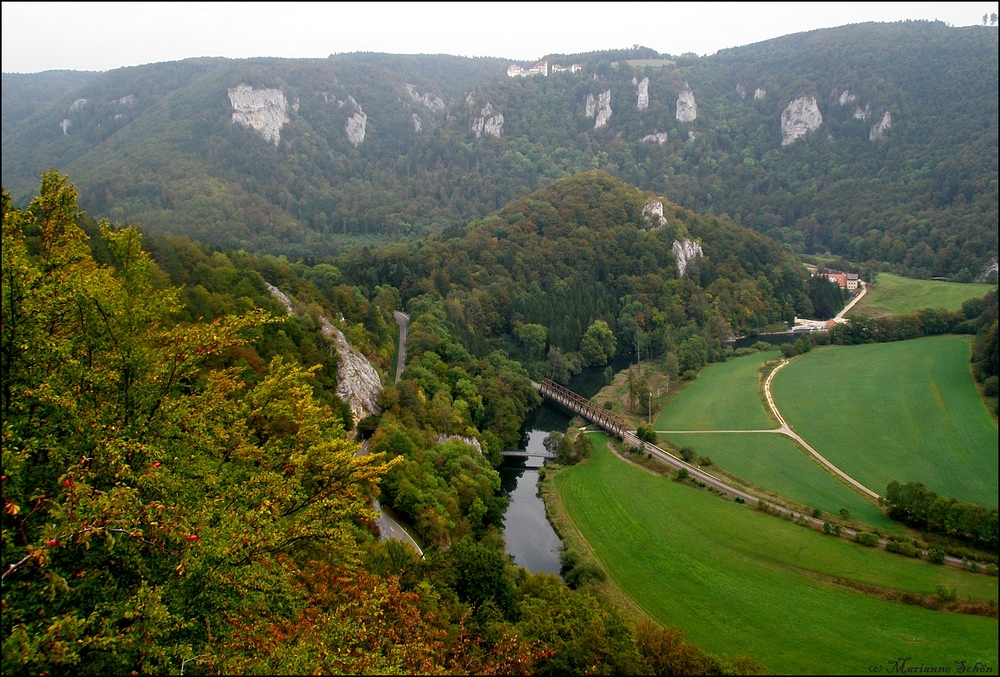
[642,201,666,230]
[437,435,483,454]
[780,96,822,145]
[412,113,422,133]
[344,96,367,147]
[672,238,703,277]
[265,283,382,428]
[854,103,871,120]
[838,90,858,106]
[60,119,71,135]
[637,77,649,110]
[736,83,747,99]
[118,94,135,105]
[406,84,446,113]
[869,111,891,140]
[320,317,382,427]
[228,85,288,146]
[585,90,612,128]
[471,103,503,138]
[754,88,766,100]
[641,131,668,145]
[70,98,88,113]
[676,88,697,121]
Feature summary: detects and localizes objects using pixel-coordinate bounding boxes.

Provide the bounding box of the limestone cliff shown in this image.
[637,77,649,110]
[736,83,747,100]
[585,90,612,128]
[471,103,503,138]
[265,283,382,428]
[641,131,668,145]
[675,88,697,122]
[406,84,446,113]
[672,239,703,277]
[754,88,766,100]
[344,96,367,147]
[780,96,822,145]
[838,90,858,106]
[642,200,666,230]
[412,113,422,133]
[869,111,891,140]
[228,85,288,146]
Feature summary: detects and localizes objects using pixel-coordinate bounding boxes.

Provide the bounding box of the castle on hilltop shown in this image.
[507,60,582,77]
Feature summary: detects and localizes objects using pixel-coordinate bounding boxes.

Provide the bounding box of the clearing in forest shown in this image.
[851,273,995,318]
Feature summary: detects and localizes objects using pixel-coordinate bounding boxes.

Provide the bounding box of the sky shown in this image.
[2,1,999,73]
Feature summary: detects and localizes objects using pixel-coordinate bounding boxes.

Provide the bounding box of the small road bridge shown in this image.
[500,449,555,459]
[536,378,629,438]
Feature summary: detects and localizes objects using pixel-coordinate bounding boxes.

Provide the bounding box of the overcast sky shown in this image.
[3,2,998,73]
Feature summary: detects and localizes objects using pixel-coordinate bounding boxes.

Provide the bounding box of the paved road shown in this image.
[835,279,868,320]
[355,439,424,557]
[393,311,409,383]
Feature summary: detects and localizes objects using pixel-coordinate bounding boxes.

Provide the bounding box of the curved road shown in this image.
[393,311,409,383]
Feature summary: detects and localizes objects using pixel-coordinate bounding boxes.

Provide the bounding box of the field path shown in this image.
[657,358,881,501]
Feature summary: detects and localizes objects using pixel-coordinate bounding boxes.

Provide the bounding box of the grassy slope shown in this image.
[853,273,996,317]
[662,432,894,529]
[655,351,779,430]
[554,435,998,675]
[772,336,998,506]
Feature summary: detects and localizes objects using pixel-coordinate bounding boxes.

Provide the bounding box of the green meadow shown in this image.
[771,336,998,506]
[853,273,995,317]
[554,436,998,675]
[661,432,894,529]
[655,350,779,430]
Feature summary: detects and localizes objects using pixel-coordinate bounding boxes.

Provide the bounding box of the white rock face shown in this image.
[838,90,858,106]
[642,201,666,230]
[641,131,669,144]
[465,91,476,107]
[754,88,766,100]
[406,84,446,113]
[585,90,612,128]
[437,435,483,454]
[471,102,503,138]
[736,83,747,99]
[869,111,892,140]
[412,113,422,133]
[346,110,367,147]
[676,88,697,122]
[265,283,382,428]
[854,103,871,120]
[228,85,288,146]
[780,96,822,145]
[672,239,704,277]
[118,94,135,105]
[69,98,88,113]
[637,77,649,110]
[60,119,71,135]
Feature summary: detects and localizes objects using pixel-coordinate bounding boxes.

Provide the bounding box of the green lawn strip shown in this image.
[772,336,998,506]
[662,432,894,529]
[655,350,779,430]
[854,273,995,317]
[555,436,998,674]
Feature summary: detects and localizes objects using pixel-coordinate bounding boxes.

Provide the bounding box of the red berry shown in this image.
[187,534,199,541]
[64,479,71,487]
[48,539,58,547]
[153,462,162,468]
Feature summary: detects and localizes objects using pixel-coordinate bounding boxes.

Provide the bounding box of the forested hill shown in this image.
[334,171,812,375]
[2,21,997,277]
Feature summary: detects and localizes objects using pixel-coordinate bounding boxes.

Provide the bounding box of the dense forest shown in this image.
[3,21,997,278]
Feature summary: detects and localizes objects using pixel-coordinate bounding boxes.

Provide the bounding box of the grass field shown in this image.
[554,436,998,674]
[655,351,779,430]
[853,273,995,317]
[661,432,894,529]
[771,336,998,506]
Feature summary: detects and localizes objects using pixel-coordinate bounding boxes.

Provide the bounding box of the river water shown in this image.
[500,358,630,575]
